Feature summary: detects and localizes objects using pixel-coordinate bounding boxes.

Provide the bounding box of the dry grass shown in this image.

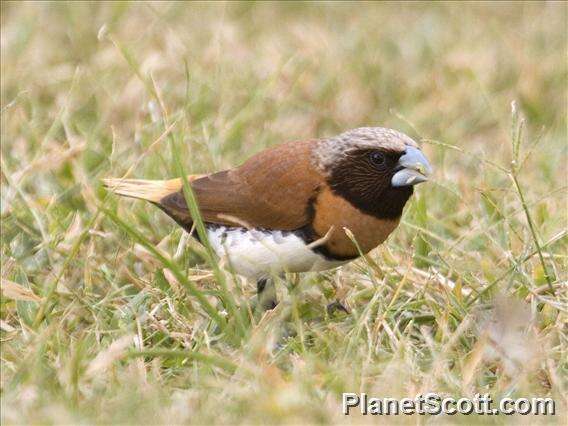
[1,2,567,424]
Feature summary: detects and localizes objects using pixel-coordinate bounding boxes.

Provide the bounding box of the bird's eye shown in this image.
[369,151,386,167]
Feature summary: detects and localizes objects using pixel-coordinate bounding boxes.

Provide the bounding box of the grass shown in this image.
[1,2,567,424]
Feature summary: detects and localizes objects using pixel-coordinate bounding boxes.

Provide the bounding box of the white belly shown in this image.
[206,226,347,279]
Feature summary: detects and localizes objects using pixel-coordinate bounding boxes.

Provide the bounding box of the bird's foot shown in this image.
[326,299,350,316]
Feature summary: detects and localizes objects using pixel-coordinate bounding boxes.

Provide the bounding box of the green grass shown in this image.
[1,2,566,424]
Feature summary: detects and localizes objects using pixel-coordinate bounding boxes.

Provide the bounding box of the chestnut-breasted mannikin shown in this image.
[104,127,432,309]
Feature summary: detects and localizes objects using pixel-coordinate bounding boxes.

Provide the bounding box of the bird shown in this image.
[103,127,432,310]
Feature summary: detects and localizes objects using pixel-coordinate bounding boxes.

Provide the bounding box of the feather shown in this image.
[102,178,182,202]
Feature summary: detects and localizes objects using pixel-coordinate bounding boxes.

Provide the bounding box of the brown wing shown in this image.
[159,139,325,231]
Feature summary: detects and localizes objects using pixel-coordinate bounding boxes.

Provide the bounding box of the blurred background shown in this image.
[1,2,566,424]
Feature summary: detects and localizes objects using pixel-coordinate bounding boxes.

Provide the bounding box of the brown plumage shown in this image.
[311,186,400,259]
[104,127,431,308]
[160,139,323,231]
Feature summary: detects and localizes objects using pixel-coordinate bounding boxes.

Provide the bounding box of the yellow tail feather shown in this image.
[102,178,183,203]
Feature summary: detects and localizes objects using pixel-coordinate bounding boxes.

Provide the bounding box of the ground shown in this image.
[1,2,566,424]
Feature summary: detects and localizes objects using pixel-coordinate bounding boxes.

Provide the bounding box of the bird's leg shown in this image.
[257,277,278,311]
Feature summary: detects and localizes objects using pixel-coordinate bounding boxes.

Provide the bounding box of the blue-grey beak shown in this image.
[391,146,432,187]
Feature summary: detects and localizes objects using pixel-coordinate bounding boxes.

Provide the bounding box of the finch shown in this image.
[103,127,432,309]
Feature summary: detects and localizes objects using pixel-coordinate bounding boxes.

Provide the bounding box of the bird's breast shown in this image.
[206,225,347,279]
[310,187,401,259]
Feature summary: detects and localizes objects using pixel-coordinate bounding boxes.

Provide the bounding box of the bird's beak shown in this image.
[391,146,432,187]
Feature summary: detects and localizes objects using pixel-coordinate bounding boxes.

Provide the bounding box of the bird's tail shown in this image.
[102,178,183,203]
[102,175,205,232]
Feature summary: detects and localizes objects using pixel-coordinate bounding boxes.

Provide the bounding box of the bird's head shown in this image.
[313,127,432,219]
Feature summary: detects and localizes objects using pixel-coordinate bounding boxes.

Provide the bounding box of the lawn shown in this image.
[1,2,566,424]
